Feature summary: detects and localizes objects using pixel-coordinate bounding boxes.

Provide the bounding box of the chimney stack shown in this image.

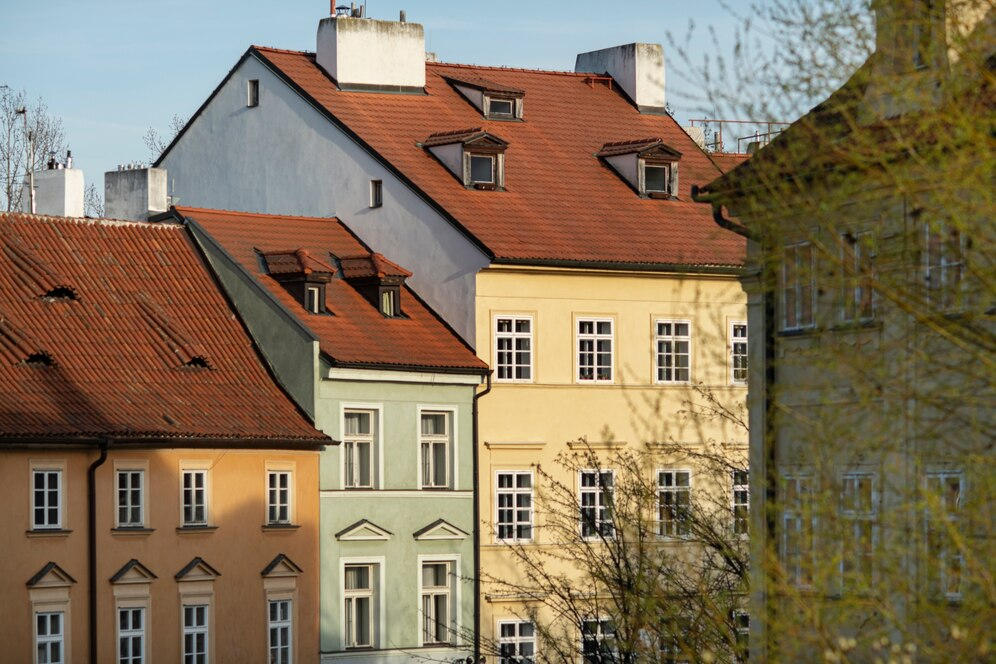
[575,43,666,114]
[25,153,84,217]
[316,13,425,92]
[104,166,168,221]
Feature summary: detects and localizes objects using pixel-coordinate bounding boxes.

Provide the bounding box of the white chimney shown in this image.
[575,43,666,114]
[104,166,168,221]
[316,15,425,92]
[25,166,85,217]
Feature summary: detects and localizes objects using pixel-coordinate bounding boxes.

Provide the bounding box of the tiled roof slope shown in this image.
[254,48,745,269]
[0,212,326,443]
[175,207,487,373]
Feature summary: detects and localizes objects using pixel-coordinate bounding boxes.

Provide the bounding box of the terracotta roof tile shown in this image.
[0,212,326,444]
[262,249,337,276]
[253,48,746,268]
[441,73,525,96]
[339,253,412,280]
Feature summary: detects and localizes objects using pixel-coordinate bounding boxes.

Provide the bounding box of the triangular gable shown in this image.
[261,553,303,578]
[413,518,469,541]
[464,134,509,151]
[26,562,77,588]
[335,519,393,541]
[110,559,158,584]
[175,557,221,581]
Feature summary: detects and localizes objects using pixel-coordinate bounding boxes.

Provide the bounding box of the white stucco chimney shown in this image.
[316,15,426,92]
[25,166,85,218]
[104,166,168,221]
[575,43,666,114]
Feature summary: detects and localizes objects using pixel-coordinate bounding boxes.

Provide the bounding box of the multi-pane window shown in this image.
[841,473,877,590]
[925,222,964,310]
[118,607,145,664]
[117,470,144,527]
[730,322,748,384]
[732,470,750,536]
[496,471,533,541]
[781,475,815,587]
[577,318,613,382]
[420,412,451,489]
[841,232,874,321]
[925,471,963,599]
[267,471,291,525]
[32,469,62,529]
[421,562,453,645]
[660,617,691,664]
[495,316,533,382]
[268,600,292,664]
[36,611,64,664]
[580,470,614,539]
[344,410,376,489]
[581,618,617,664]
[656,321,691,383]
[182,604,209,664]
[498,620,535,664]
[181,470,207,526]
[658,470,692,537]
[344,564,375,648]
[732,610,749,663]
[782,241,815,330]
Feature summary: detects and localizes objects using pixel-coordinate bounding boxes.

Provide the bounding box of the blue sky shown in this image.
[0,0,748,192]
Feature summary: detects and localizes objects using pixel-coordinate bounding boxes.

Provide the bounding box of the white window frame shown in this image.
[924,221,965,310]
[247,79,259,107]
[268,599,293,664]
[267,469,292,525]
[924,470,964,600]
[732,610,749,663]
[418,407,456,490]
[31,465,63,530]
[341,558,384,650]
[341,404,383,490]
[497,619,535,664]
[494,314,534,383]
[182,604,209,664]
[640,160,674,196]
[117,606,145,664]
[581,617,617,664]
[418,556,460,646]
[576,317,614,384]
[305,286,321,314]
[655,320,692,384]
[729,321,748,385]
[840,231,875,322]
[469,153,496,184]
[579,470,614,540]
[781,474,816,588]
[35,610,65,664]
[732,470,749,536]
[781,241,816,330]
[180,467,209,527]
[114,461,147,529]
[840,472,877,591]
[495,470,534,542]
[486,96,517,119]
[369,179,383,208]
[657,469,692,538]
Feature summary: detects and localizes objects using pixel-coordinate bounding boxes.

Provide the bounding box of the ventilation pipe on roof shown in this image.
[575,43,666,114]
[316,11,425,92]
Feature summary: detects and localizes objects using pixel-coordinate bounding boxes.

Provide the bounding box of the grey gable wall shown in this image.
[160,53,490,344]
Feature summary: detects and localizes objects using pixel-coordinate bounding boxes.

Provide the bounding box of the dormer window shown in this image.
[424,128,508,191]
[339,253,412,319]
[380,288,399,317]
[486,97,515,119]
[443,74,525,121]
[261,249,336,315]
[306,286,322,314]
[599,138,682,199]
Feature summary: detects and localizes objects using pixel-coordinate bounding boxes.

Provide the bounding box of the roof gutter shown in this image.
[87,438,109,664]
[472,371,493,663]
[489,256,743,275]
[690,184,756,241]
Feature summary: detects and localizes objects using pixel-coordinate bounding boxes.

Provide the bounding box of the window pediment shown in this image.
[110,559,157,584]
[175,557,221,581]
[261,554,303,578]
[413,518,469,541]
[26,562,77,588]
[335,518,393,541]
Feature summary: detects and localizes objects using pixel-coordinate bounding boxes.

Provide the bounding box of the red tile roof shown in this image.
[0,212,326,444]
[262,249,337,276]
[709,152,752,174]
[441,73,525,96]
[174,207,487,373]
[253,48,745,269]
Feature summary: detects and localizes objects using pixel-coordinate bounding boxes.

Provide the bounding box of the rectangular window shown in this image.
[247,79,259,107]
[344,564,375,648]
[487,97,515,117]
[732,470,750,536]
[32,469,62,530]
[841,473,876,590]
[925,222,964,310]
[581,619,617,664]
[580,470,614,539]
[421,562,453,645]
[781,475,815,588]
[658,470,691,537]
[420,411,451,489]
[267,471,291,525]
[306,286,321,314]
[660,617,691,664]
[644,163,670,193]
[116,470,144,528]
[182,604,209,664]
[577,318,613,382]
[344,410,376,489]
[118,607,145,664]
[268,600,292,664]
[369,179,383,208]
[470,154,495,184]
[656,320,691,383]
[495,316,533,382]
[782,242,815,330]
[925,471,963,599]
[733,610,749,663]
[496,471,533,542]
[181,470,207,526]
[498,620,535,664]
[36,611,64,664]
[840,232,874,321]
[730,322,748,384]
